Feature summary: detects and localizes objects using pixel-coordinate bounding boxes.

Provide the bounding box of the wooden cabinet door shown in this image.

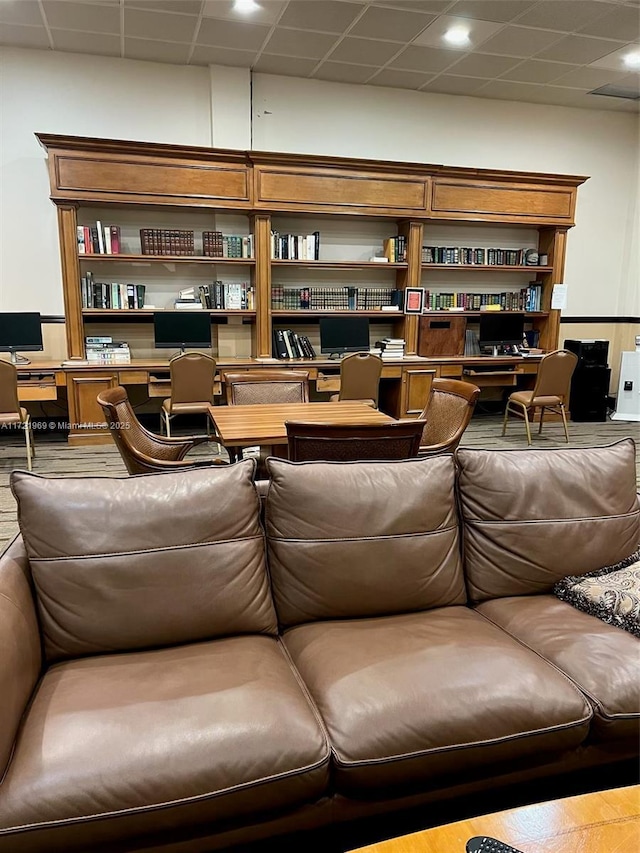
[67,373,119,444]
[400,369,436,417]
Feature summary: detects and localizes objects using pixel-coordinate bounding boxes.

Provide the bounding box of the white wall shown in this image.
[252,74,640,318]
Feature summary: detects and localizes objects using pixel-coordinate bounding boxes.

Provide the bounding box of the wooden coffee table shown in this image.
[350,785,640,853]
[208,401,395,450]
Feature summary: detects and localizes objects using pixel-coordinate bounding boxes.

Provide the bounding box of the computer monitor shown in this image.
[478,312,525,356]
[0,312,44,364]
[153,312,212,353]
[319,316,370,357]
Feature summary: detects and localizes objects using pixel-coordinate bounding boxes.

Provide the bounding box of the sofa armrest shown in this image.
[0,535,42,779]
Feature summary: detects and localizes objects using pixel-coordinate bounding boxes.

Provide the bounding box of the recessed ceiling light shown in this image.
[234,0,260,14]
[444,26,471,47]
[623,51,640,69]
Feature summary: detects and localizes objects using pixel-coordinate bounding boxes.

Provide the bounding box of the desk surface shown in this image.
[208,401,395,446]
[350,785,640,853]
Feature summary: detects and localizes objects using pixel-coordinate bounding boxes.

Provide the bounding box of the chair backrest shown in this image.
[338,352,383,405]
[286,420,426,462]
[418,378,480,454]
[0,360,21,416]
[97,386,187,474]
[530,349,578,402]
[223,370,310,405]
[169,352,216,406]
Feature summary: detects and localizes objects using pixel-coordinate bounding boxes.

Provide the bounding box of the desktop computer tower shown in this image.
[564,339,610,422]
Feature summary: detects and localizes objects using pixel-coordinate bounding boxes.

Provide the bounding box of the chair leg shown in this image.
[538,407,545,434]
[502,403,510,436]
[163,410,171,437]
[206,415,221,454]
[522,406,532,446]
[560,404,570,443]
[24,417,33,472]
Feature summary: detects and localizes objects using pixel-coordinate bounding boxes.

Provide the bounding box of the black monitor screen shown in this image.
[153,312,211,349]
[319,316,370,355]
[478,313,525,347]
[0,312,43,352]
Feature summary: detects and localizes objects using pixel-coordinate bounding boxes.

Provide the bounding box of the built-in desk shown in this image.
[7,355,543,445]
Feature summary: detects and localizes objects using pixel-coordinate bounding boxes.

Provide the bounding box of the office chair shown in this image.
[417,378,480,457]
[502,349,578,445]
[329,352,383,408]
[161,352,216,438]
[285,420,426,462]
[98,386,225,475]
[0,360,34,471]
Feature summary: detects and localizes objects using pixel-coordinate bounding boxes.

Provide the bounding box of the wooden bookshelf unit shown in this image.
[38,134,587,442]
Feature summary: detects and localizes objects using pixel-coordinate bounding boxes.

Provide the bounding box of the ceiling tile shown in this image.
[278,1,362,33]
[515,1,613,33]
[551,66,628,88]
[475,78,558,101]
[202,0,286,26]
[413,16,504,49]
[368,67,435,88]
[313,61,377,83]
[446,52,521,77]
[500,59,581,83]
[124,37,192,62]
[124,9,198,42]
[590,43,640,70]
[328,36,403,65]
[42,1,120,34]
[578,4,640,40]
[253,54,317,75]
[124,1,203,13]
[446,1,537,24]
[52,29,121,56]
[421,74,491,94]
[371,2,451,12]
[477,25,564,57]
[264,28,338,59]
[350,6,435,42]
[197,17,271,49]
[190,44,256,65]
[390,43,466,72]
[0,2,44,26]
[536,34,627,63]
[0,23,50,48]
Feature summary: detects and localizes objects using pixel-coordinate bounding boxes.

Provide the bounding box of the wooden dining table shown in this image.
[207,401,396,452]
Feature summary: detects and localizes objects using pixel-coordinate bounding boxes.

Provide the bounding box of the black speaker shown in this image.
[564,339,609,367]
[569,365,611,422]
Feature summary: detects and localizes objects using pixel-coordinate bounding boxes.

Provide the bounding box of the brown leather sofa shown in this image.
[0,440,638,853]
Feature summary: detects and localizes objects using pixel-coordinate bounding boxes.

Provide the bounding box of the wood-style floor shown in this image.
[0,414,638,548]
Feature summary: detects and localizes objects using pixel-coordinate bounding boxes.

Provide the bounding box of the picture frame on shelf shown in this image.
[404,287,425,315]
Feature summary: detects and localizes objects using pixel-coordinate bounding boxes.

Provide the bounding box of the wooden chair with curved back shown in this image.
[502,349,578,445]
[417,378,480,457]
[0,360,34,471]
[286,420,426,462]
[161,352,216,437]
[329,352,383,407]
[98,386,225,475]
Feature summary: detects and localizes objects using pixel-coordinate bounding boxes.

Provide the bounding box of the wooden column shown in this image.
[253,213,272,359]
[57,204,84,358]
[539,227,567,352]
[397,220,424,355]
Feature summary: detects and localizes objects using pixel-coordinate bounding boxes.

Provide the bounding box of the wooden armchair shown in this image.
[417,378,480,456]
[97,386,225,475]
[286,420,426,462]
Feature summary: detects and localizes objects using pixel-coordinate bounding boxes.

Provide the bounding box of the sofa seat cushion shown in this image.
[476,595,640,745]
[0,636,330,853]
[284,608,591,797]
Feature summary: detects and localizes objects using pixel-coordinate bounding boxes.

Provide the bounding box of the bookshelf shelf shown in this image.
[424,310,550,318]
[272,310,402,318]
[79,254,255,265]
[421,264,553,273]
[82,309,256,317]
[271,260,408,269]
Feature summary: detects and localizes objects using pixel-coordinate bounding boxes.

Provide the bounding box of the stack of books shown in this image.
[378,338,405,360]
[85,336,131,364]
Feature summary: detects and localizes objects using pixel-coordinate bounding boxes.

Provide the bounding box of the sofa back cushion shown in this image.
[11,461,277,662]
[265,456,465,628]
[457,440,640,603]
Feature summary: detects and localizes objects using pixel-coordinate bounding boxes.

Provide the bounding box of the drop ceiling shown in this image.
[1,0,639,111]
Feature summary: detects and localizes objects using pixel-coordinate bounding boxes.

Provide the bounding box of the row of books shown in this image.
[78,223,121,255]
[198,282,255,310]
[273,329,317,360]
[271,286,398,311]
[422,246,544,266]
[423,283,543,312]
[271,231,320,260]
[81,273,145,310]
[85,336,131,364]
[140,229,195,256]
[383,236,407,263]
[202,232,253,258]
